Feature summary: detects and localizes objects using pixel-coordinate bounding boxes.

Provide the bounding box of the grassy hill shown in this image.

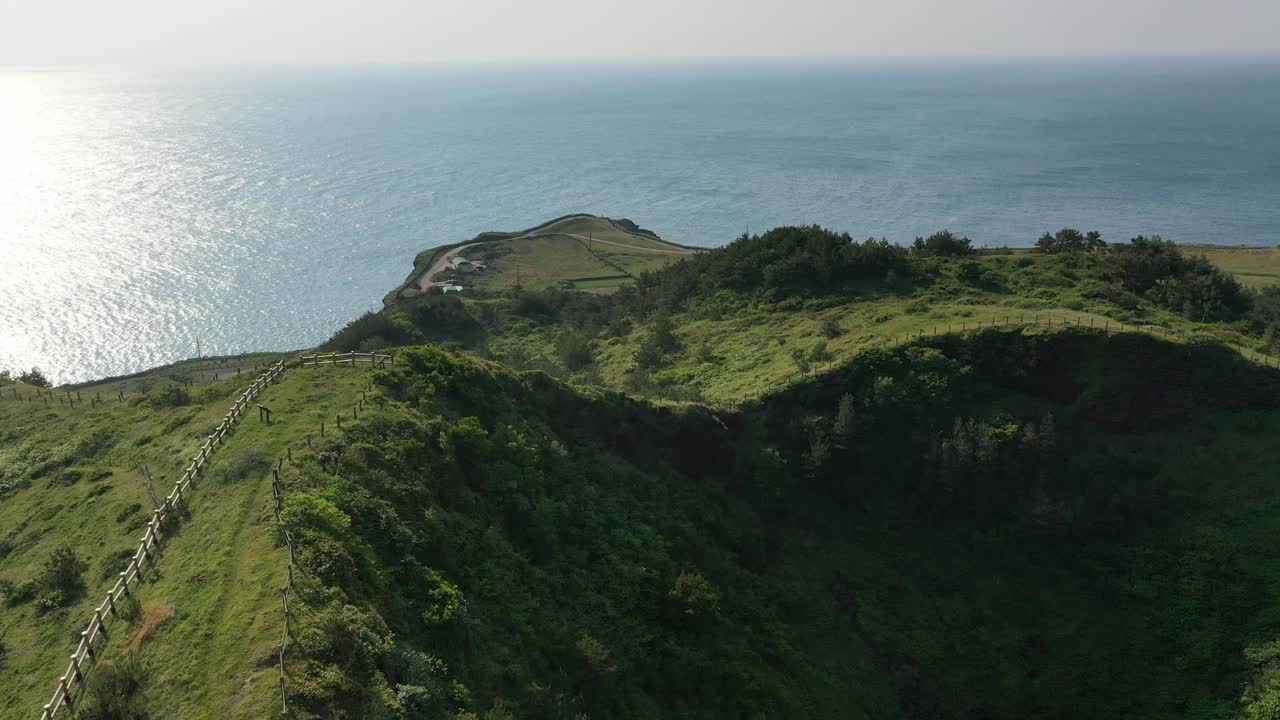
[385,215,694,300]
[350,225,1280,406]
[0,365,371,718]
[4,218,1280,719]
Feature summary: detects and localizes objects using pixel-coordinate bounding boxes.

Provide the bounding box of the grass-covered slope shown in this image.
[277,332,1280,720]
[0,366,371,718]
[371,227,1277,406]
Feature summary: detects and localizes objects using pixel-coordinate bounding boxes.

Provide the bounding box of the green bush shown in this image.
[324,312,410,352]
[206,447,270,485]
[37,545,87,609]
[72,654,150,720]
[149,383,190,408]
[2,578,36,607]
[555,330,594,370]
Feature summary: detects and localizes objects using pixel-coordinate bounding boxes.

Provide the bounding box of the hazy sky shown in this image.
[3,0,1278,65]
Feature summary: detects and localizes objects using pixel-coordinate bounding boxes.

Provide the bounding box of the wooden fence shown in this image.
[38,359,288,720]
[3,359,286,411]
[298,352,393,369]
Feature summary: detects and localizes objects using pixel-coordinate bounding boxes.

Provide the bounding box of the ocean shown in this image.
[2,59,1279,383]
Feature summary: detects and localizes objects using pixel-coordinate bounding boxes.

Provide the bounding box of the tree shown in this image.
[821,316,843,338]
[1036,228,1105,254]
[832,393,857,447]
[912,230,974,257]
[651,311,678,352]
[556,330,594,370]
[18,367,50,388]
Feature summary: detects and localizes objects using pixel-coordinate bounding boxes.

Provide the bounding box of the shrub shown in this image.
[18,367,51,388]
[116,503,142,523]
[206,447,270,485]
[150,383,191,408]
[325,312,409,352]
[555,330,594,370]
[821,316,843,338]
[2,578,36,607]
[634,335,668,370]
[651,312,678,352]
[54,468,84,486]
[913,230,974,257]
[513,291,556,318]
[957,261,1003,289]
[409,295,482,340]
[37,545,87,609]
[577,634,617,675]
[72,654,150,720]
[668,571,720,619]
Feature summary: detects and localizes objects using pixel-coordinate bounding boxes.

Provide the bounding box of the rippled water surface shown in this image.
[2,61,1279,382]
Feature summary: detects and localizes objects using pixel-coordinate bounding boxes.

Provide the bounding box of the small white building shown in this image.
[449,257,486,273]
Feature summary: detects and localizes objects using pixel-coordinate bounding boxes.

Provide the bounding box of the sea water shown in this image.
[2,59,1279,382]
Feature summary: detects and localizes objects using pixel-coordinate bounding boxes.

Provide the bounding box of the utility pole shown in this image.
[196,338,202,359]
[516,263,522,288]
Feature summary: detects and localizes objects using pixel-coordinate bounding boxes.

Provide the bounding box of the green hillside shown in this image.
[272,333,1280,719]
[4,219,1280,719]
[0,365,371,718]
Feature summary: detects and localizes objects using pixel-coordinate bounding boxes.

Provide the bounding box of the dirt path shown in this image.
[417,242,482,291]
[547,232,694,255]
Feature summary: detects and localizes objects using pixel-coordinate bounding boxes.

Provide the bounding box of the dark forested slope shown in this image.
[282,329,1280,720]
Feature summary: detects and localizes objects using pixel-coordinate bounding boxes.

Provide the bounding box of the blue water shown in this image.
[2,59,1279,383]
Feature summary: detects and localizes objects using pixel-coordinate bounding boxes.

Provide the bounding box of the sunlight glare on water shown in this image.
[1,61,1279,384]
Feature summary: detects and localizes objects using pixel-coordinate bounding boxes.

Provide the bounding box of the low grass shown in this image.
[460,229,688,292]
[1195,244,1280,288]
[0,363,372,718]
[482,248,1278,406]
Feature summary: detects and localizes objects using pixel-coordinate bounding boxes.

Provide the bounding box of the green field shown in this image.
[390,215,695,297]
[1195,244,1280,288]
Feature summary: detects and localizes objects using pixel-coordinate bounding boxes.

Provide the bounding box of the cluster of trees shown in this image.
[1104,235,1251,321]
[912,230,975,257]
[1036,228,1106,254]
[637,225,909,309]
[0,367,51,387]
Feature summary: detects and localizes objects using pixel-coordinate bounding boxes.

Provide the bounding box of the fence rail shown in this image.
[38,359,288,720]
[298,352,393,369]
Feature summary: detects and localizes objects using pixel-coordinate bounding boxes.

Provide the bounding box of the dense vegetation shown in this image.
[324,225,1278,406]
[276,331,1280,719]
[6,221,1280,719]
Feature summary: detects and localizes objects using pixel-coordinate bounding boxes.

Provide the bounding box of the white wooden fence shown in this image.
[298,352,393,368]
[38,359,287,719]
